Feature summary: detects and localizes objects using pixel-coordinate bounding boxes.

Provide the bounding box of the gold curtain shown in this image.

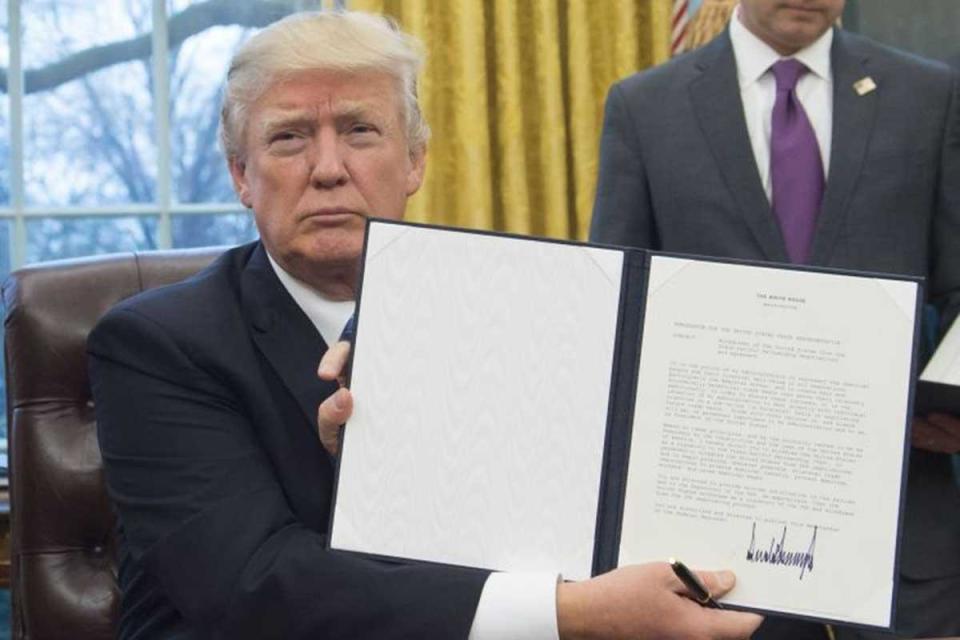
[350,0,670,240]
[687,0,736,50]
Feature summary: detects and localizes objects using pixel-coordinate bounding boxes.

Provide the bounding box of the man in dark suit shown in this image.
[89,10,763,640]
[590,1,960,638]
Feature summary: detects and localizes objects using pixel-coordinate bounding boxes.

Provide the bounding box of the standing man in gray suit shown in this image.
[590,1,960,639]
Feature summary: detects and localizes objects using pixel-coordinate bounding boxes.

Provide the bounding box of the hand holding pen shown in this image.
[557,562,759,639]
[670,558,725,609]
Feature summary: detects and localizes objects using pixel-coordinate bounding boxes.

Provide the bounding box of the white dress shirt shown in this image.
[267,252,561,639]
[729,7,834,201]
[267,252,355,346]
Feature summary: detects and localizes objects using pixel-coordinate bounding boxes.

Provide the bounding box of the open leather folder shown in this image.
[330,218,923,632]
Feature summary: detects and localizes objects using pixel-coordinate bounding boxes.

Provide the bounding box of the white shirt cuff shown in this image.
[467,572,560,640]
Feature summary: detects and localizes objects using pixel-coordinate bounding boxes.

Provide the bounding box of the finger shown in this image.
[927,412,960,435]
[912,419,960,453]
[669,569,761,640]
[911,419,938,450]
[317,387,353,455]
[318,341,352,382]
[694,570,736,599]
[707,609,764,640]
[926,422,960,453]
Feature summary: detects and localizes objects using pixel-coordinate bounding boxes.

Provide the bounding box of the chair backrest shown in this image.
[2,248,226,640]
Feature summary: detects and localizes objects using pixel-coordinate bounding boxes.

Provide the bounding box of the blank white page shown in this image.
[330,222,623,581]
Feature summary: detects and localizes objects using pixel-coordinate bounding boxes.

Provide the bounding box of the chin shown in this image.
[777,25,822,49]
[305,234,365,268]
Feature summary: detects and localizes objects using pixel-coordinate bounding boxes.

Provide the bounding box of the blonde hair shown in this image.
[220,11,429,160]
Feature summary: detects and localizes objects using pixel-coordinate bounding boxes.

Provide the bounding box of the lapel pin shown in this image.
[853,76,876,96]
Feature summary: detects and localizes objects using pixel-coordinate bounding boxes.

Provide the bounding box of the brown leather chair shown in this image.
[2,247,226,640]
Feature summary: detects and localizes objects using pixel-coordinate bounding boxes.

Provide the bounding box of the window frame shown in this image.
[0,0,342,463]
[0,0,345,269]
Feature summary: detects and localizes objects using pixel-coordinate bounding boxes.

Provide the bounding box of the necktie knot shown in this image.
[771,58,808,92]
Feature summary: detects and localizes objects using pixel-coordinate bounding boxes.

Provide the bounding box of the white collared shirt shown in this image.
[267,252,355,347]
[729,7,834,200]
[266,251,561,639]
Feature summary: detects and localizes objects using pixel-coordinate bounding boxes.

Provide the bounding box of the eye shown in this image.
[267,131,307,154]
[270,131,299,143]
[349,123,379,135]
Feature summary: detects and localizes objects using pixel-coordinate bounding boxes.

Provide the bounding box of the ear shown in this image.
[228,156,253,208]
[405,145,427,197]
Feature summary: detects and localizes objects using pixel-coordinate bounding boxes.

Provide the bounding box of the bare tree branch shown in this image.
[80,75,153,202]
[185,94,229,200]
[0,0,298,94]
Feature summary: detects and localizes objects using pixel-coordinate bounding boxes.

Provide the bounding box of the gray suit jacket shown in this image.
[591,28,960,583]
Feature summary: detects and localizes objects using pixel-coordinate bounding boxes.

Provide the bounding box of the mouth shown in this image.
[776,5,827,26]
[780,3,822,14]
[301,209,365,224]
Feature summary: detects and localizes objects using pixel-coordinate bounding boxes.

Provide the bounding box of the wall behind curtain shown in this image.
[351,0,670,240]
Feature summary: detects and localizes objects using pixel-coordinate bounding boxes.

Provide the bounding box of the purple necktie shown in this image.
[770,59,824,264]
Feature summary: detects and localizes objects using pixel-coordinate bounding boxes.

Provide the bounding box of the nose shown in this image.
[309,130,348,189]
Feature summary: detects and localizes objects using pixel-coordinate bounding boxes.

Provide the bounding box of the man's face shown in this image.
[739,0,845,55]
[229,69,425,289]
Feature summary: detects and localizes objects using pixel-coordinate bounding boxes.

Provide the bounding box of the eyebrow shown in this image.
[257,103,388,139]
[258,112,316,139]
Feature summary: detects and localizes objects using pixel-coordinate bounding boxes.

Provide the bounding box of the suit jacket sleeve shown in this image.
[589,82,658,249]
[932,67,960,332]
[89,305,487,639]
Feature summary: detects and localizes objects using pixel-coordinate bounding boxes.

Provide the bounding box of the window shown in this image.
[0,0,340,462]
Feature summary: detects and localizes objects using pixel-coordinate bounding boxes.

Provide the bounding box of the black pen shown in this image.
[669,558,724,609]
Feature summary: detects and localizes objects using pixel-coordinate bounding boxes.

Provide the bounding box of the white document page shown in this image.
[619,256,917,628]
[331,223,624,581]
[921,317,960,385]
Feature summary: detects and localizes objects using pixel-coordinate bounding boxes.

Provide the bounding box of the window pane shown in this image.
[169,22,247,204]
[22,0,155,206]
[1,6,10,208]
[26,215,159,263]
[0,10,7,468]
[172,212,257,249]
[23,0,151,63]
[168,0,309,204]
[0,94,9,209]
[0,219,10,453]
[0,4,8,67]
[0,219,10,283]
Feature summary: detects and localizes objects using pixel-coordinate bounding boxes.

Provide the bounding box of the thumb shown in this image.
[318,340,352,382]
[317,387,353,455]
[695,570,736,598]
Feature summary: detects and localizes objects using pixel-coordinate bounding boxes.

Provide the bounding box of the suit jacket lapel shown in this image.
[689,31,789,263]
[809,29,879,264]
[241,243,339,430]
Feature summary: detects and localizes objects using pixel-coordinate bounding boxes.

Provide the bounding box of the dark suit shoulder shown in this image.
[112,242,254,316]
[838,30,956,86]
[93,242,256,337]
[88,242,262,382]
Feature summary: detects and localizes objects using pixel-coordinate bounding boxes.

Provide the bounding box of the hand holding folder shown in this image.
[910,414,960,454]
[317,340,353,456]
